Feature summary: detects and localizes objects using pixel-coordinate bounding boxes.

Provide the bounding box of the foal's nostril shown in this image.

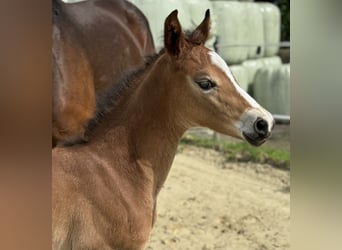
[254,118,269,137]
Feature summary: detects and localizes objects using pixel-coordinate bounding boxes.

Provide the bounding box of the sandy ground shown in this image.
[146,146,290,250]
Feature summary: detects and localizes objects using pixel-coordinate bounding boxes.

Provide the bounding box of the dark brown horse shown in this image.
[52,10,274,250]
[52,0,155,147]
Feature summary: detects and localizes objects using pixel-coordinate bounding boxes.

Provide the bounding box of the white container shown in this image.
[125,0,219,50]
[258,2,281,57]
[62,0,88,2]
[242,59,265,85]
[245,2,264,59]
[230,65,249,91]
[127,0,161,49]
[211,1,249,64]
[210,0,253,2]
[186,0,217,50]
[130,0,191,51]
[253,64,290,115]
[242,56,282,85]
[259,56,282,67]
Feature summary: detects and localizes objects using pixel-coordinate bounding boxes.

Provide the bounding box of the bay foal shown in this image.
[52,10,274,250]
[52,0,155,147]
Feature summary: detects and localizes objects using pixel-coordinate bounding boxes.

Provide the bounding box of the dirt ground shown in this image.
[146,143,290,250]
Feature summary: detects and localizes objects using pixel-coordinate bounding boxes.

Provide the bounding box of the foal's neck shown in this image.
[91,53,186,196]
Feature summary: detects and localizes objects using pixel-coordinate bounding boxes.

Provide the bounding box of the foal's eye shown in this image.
[195,79,216,91]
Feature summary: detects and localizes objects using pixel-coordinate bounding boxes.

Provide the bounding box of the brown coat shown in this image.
[52,0,155,147]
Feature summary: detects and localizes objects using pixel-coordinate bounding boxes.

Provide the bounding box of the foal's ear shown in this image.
[191,9,211,45]
[164,10,184,57]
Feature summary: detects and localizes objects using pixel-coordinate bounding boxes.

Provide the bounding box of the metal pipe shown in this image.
[273,114,290,123]
[215,41,290,48]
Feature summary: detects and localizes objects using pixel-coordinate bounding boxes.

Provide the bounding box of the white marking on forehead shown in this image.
[208,50,260,108]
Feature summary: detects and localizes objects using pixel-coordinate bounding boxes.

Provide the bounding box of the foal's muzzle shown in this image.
[240,110,275,146]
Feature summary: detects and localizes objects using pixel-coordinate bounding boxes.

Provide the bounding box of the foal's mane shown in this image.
[86,31,198,133]
[86,49,165,132]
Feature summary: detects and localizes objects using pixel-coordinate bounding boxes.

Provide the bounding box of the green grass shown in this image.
[180,136,290,170]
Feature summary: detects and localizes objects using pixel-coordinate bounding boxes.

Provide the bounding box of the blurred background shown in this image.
[4,1,342,249]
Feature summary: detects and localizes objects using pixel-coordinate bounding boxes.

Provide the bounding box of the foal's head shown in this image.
[160,10,274,146]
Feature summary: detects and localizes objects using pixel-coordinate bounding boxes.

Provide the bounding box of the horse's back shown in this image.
[52,0,155,147]
[55,0,154,92]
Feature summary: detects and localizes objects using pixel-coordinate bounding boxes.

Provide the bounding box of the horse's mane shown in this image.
[86,49,165,132]
[86,30,197,133]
